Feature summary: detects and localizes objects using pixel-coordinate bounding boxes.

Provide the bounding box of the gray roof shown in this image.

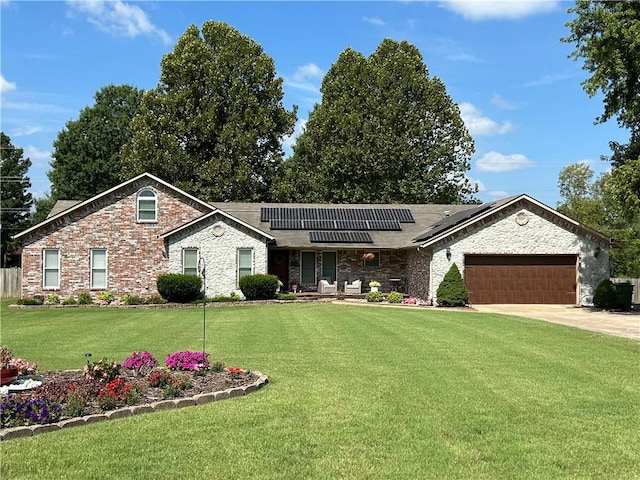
[210,202,479,249]
[47,200,81,218]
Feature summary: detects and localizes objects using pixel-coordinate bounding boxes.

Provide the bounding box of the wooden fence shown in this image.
[611,278,640,304]
[1,268,22,298]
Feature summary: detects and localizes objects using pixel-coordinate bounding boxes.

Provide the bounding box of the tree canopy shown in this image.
[563,1,640,166]
[1,133,33,266]
[48,84,144,200]
[557,162,640,276]
[272,39,476,204]
[121,21,297,202]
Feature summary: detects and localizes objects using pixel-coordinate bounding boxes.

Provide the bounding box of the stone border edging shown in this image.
[0,371,269,441]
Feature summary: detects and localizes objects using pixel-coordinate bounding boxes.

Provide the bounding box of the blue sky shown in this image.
[0,0,628,207]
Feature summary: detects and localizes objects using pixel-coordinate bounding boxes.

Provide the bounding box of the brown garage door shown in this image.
[464,255,577,304]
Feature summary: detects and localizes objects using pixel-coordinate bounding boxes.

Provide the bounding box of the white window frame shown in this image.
[90,248,108,289]
[43,248,60,289]
[137,189,157,223]
[237,248,253,281]
[183,248,199,276]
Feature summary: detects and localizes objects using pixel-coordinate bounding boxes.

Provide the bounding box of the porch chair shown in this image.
[344,278,362,295]
[318,279,338,295]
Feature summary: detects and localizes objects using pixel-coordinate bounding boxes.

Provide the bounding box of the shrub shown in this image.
[77,291,92,305]
[277,293,298,301]
[83,357,121,382]
[238,273,280,300]
[211,292,243,303]
[123,351,158,376]
[156,273,202,303]
[16,297,43,306]
[120,294,145,305]
[210,359,225,373]
[165,351,210,372]
[62,296,78,305]
[96,291,114,303]
[365,291,384,302]
[436,263,468,307]
[45,294,60,305]
[146,294,166,305]
[387,291,404,303]
[593,279,618,309]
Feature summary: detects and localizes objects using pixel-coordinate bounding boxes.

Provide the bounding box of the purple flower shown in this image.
[165,351,210,372]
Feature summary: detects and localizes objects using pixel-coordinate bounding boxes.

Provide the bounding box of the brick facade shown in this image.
[20,179,210,299]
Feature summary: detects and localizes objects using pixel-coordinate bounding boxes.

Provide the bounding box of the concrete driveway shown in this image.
[470,304,640,340]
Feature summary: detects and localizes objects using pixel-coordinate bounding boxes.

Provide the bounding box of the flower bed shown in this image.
[0,349,260,431]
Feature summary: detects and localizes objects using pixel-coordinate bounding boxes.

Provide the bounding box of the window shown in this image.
[43,249,60,288]
[238,249,253,279]
[301,251,316,285]
[183,249,198,276]
[91,249,107,289]
[321,251,337,283]
[363,251,381,268]
[137,189,157,222]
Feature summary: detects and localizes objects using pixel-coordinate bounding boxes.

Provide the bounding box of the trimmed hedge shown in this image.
[156,274,202,303]
[436,263,468,307]
[239,274,280,300]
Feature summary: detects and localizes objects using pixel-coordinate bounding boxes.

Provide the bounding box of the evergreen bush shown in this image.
[436,263,468,307]
[593,279,617,309]
[156,273,203,303]
[386,291,404,303]
[365,291,384,302]
[238,274,280,300]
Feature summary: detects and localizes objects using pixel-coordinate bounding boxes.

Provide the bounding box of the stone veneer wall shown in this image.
[166,215,268,297]
[405,249,430,302]
[20,180,210,298]
[429,204,610,305]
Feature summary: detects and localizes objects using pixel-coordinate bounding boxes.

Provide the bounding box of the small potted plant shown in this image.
[369,280,381,292]
[290,279,299,293]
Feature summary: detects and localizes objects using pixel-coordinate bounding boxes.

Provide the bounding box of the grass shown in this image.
[1,300,638,479]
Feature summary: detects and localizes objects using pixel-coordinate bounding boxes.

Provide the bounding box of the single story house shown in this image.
[14,172,612,305]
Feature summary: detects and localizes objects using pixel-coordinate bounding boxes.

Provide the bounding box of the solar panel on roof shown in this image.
[261,207,414,231]
[309,231,373,243]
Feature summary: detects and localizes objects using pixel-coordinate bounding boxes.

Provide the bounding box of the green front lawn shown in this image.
[1,301,638,479]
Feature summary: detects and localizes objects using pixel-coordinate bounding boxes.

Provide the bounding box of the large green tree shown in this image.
[48,84,144,200]
[121,21,297,202]
[1,133,33,266]
[563,1,640,167]
[557,162,640,276]
[272,39,476,204]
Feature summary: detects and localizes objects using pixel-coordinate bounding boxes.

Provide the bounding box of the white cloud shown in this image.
[459,102,513,136]
[440,0,559,21]
[1,73,16,93]
[476,151,534,172]
[490,93,516,110]
[285,63,324,96]
[12,126,42,137]
[363,16,385,26]
[24,145,52,167]
[486,190,509,198]
[291,64,324,83]
[523,72,576,87]
[67,0,171,44]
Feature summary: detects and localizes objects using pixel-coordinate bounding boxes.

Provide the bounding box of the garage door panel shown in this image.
[464,255,577,304]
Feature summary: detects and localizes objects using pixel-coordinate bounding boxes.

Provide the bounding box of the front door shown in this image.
[268,250,289,288]
[321,251,337,283]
